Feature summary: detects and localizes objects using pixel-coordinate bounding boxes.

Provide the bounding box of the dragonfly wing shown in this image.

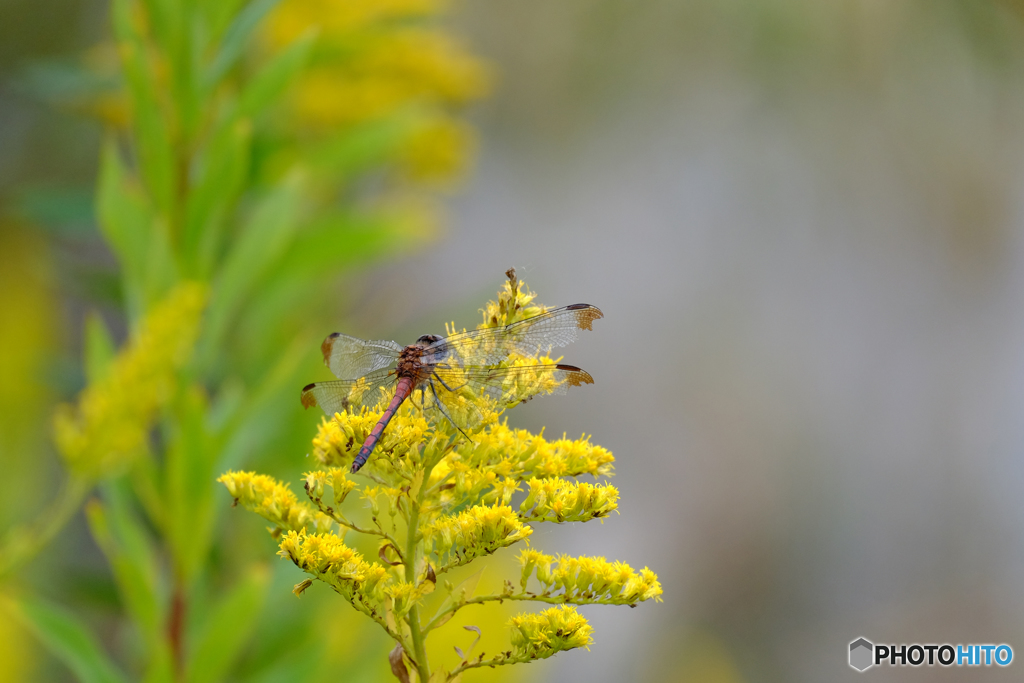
[321,333,402,379]
[431,363,594,414]
[427,304,603,366]
[300,367,395,416]
[420,372,488,434]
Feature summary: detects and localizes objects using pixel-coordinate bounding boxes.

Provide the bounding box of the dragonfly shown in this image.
[301,303,603,472]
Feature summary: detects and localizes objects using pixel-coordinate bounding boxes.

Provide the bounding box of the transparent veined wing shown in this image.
[300,367,396,416]
[429,363,594,422]
[321,333,402,379]
[429,304,603,366]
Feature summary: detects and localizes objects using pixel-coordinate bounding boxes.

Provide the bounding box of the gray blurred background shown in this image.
[6,0,1024,681]
[368,2,1024,681]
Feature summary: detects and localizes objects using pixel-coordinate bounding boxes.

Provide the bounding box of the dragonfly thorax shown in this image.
[396,337,442,382]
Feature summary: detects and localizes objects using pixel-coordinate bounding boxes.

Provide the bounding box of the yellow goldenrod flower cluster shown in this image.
[479,274,545,328]
[508,605,594,660]
[278,530,392,609]
[222,277,660,678]
[423,505,532,572]
[219,471,334,535]
[518,550,664,606]
[518,477,619,523]
[452,424,616,479]
[53,283,206,478]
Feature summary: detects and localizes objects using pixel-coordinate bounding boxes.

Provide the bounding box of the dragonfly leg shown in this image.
[428,379,475,443]
[433,370,470,394]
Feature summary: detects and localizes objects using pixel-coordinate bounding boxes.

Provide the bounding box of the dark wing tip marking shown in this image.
[300,384,318,409]
[566,304,604,331]
[320,333,340,365]
[555,364,594,386]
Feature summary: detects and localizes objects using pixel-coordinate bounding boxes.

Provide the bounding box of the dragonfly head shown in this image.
[414,334,443,347]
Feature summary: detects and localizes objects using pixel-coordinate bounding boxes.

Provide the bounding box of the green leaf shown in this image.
[204,0,285,90]
[201,0,250,44]
[10,594,130,683]
[235,29,317,120]
[306,112,420,178]
[141,644,175,683]
[83,312,116,385]
[96,139,153,319]
[185,566,270,683]
[218,333,313,472]
[273,208,434,280]
[86,487,163,645]
[166,387,219,584]
[182,118,252,277]
[199,170,304,370]
[112,0,176,218]
[141,217,179,308]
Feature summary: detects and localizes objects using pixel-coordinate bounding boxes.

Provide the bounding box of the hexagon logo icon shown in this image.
[849,637,874,672]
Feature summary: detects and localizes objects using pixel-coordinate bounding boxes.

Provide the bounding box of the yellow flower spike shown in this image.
[53,282,206,478]
[278,530,397,611]
[219,471,333,534]
[508,606,593,660]
[455,424,615,481]
[424,505,531,572]
[517,554,663,606]
[519,478,619,523]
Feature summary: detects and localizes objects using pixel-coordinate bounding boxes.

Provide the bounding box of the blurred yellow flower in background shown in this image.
[53,282,206,478]
[266,0,489,184]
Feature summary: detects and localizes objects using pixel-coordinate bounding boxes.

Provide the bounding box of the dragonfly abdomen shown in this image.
[351,375,415,473]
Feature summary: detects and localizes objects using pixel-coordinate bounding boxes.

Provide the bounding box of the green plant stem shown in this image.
[405,485,430,682]
[449,653,526,678]
[423,592,642,633]
[0,475,91,580]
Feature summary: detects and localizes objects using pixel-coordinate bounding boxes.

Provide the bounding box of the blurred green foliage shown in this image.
[0,0,488,680]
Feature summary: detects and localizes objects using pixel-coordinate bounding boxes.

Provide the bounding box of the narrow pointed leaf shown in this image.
[11,595,130,683]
